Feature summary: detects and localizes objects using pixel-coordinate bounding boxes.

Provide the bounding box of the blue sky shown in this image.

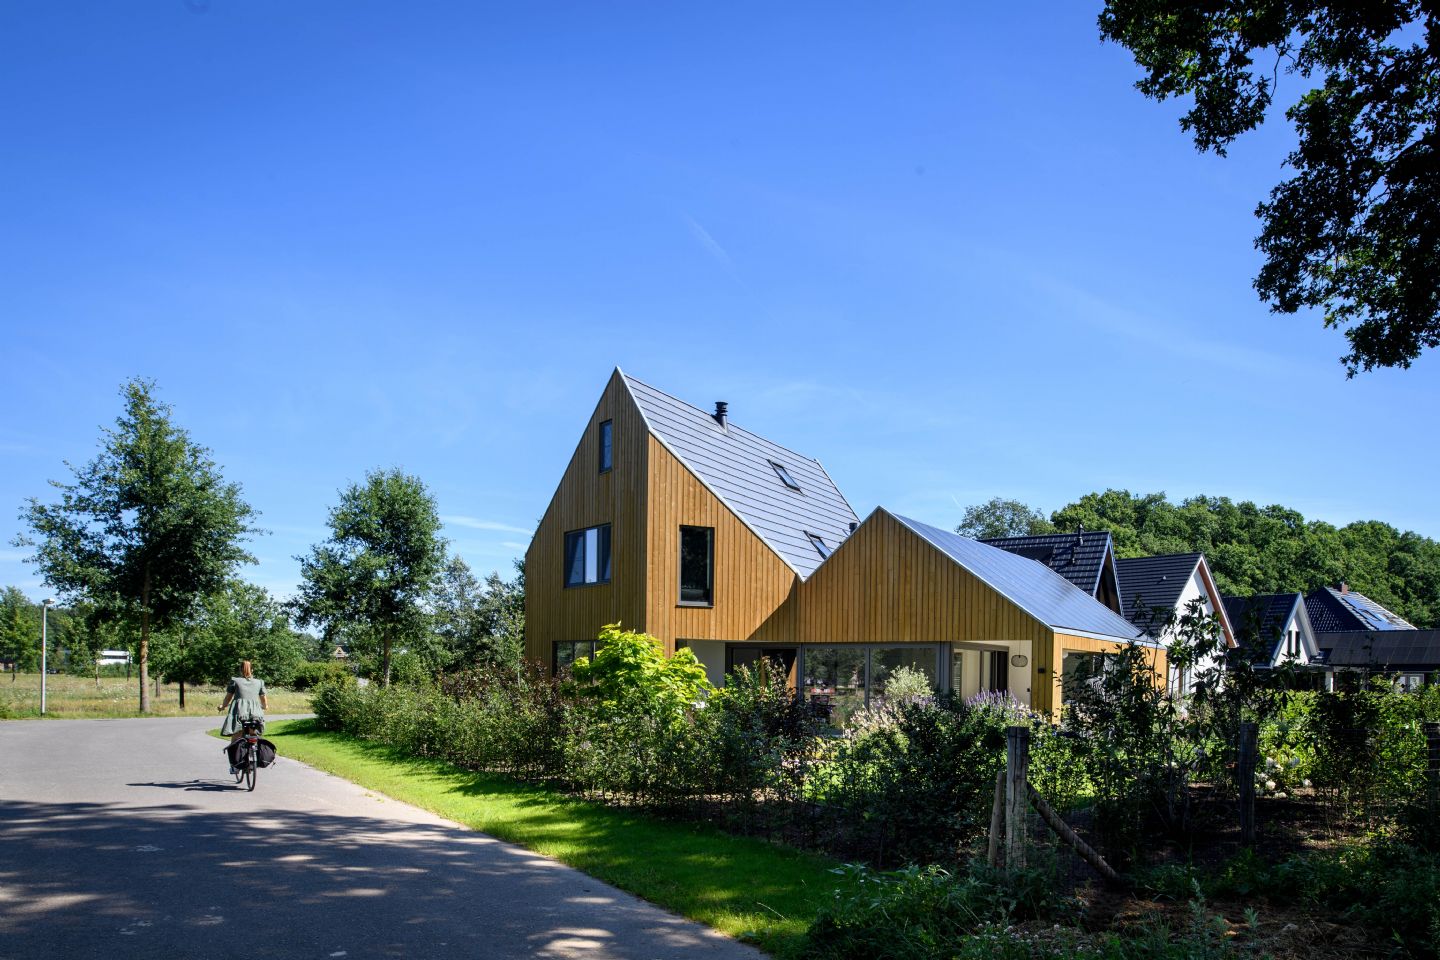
[3,2,1436,602]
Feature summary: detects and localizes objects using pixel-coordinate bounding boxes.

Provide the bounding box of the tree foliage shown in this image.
[954,497,1056,540]
[15,379,259,711]
[295,468,448,686]
[1049,489,1440,626]
[1099,1,1440,374]
[151,580,306,688]
[959,489,1440,627]
[432,556,525,673]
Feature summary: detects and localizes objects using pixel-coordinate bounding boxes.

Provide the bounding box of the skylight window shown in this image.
[770,460,801,491]
[807,532,830,558]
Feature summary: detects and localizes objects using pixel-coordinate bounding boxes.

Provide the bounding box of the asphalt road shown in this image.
[0,717,765,960]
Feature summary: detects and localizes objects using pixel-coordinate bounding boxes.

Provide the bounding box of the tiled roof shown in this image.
[1115,553,1203,636]
[622,372,859,578]
[891,513,1145,642]
[979,532,1114,597]
[1223,592,1302,660]
[1305,587,1415,633]
[1318,630,1440,668]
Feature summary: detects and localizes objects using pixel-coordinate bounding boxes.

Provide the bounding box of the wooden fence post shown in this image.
[1238,721,1258,845]
[987,768,1005,868]
[1424,722,1440,810]
[1005,725,1030,871]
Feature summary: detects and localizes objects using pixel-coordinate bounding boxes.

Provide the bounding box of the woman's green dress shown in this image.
[220,676,266,735]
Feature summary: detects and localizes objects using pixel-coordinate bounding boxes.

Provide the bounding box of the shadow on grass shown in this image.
[265,721,847,959]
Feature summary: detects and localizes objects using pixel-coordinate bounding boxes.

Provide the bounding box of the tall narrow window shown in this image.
[806,531,830,558]
[564,524,612,587]
[598,420,613,473]
[679,525,714,605]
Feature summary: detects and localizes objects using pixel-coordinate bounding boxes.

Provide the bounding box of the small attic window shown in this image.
[806,532,830,558]
[769,460,801,491]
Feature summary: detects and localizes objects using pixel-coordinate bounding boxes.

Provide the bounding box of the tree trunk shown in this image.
[95,658,100,688]
[139,572,151,714]
[382,631,393,687]
[179,679,185,709]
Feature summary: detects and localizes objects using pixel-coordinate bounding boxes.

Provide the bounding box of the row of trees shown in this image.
[957,492,1440,627]
[11,378,524,710]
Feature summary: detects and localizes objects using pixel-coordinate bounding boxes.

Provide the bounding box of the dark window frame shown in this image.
[678,525,715,607]
[553,639,600,675]
[563,523,612,588]
[768,460,802,491]
[598,420,613,474]
[806,531,831,558]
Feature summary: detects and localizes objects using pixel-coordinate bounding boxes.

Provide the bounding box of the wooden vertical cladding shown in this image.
[793,509,1051,650]
[645,436,799,654]
[524,372,650,664]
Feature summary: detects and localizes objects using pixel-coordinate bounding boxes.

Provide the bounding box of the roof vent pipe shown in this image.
[849,521,858,533]
[713,401,728,428]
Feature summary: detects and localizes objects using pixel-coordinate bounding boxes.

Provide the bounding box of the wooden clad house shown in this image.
[525,369,1153,718]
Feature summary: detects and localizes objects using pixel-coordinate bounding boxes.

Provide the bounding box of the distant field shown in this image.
[0,672,313,719]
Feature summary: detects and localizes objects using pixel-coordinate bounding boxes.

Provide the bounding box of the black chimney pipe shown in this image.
[714,401,728,427]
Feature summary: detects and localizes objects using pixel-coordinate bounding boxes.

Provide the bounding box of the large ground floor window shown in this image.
[799,645,939,725]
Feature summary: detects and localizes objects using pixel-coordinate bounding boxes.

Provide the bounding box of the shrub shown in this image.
[289,661,355,691]
[803,860,1072,960]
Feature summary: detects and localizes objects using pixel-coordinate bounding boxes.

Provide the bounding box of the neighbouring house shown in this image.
[1221,592,1323,672]
[1304,584,1416,632]
[524,369,1153,720]
[1317,630,1440,691]
[1115,553,1235,694]
[980,531,1123,615]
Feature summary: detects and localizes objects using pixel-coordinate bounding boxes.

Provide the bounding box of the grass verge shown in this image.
[0,672,312,719]
[260,718,844,958]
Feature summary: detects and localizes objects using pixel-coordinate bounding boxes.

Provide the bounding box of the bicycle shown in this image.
[229,717,265,792]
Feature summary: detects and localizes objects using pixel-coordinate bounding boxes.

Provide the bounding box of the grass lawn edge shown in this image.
[257,719,846,957]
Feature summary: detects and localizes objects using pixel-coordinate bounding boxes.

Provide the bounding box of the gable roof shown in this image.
[891,513,1146,643]
[1115,553,1204,634]
[1305,587,1415,633]
[621,372,859,578]
[980,531,1115,597]
[1318,630,1440,669]
[1223,592,1303,660]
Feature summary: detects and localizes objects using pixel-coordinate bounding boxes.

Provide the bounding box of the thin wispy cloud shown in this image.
[1035,275,1296,378]
[441,515,533,535]
[683,215,740,280]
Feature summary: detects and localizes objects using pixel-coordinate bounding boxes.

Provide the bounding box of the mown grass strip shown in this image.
[262,718,844,957]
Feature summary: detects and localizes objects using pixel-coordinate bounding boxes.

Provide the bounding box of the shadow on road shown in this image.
[125,780,238,792]
[0,798,752,959]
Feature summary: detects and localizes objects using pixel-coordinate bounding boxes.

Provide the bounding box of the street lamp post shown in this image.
[41,598,56,715]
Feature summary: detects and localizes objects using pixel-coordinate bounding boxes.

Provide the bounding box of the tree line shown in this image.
[957,493,1440,628]
[10,378,525,710]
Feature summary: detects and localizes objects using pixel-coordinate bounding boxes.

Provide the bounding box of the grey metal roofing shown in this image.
[621,372,859,578]
[1317,630,1440,668]
[1223,593,1302,660]
[1115,553,1204,636]
[1304,587,1415,633]
[891,512,1145,642]
[980,532,1114,597]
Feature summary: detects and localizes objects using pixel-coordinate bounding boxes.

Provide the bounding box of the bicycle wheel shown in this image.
[244,760,256,792]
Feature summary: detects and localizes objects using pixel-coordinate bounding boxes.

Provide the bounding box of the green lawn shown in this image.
[0,672,313,719]
[262,718,846,957]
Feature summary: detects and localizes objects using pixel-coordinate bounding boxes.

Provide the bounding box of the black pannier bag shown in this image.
[226,740,247,767]
[256,738,278,767]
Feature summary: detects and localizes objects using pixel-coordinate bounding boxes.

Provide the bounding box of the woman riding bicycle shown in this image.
[218,660,268,748]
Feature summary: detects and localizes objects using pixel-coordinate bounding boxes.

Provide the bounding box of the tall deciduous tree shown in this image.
[151,581,306,703]
[295,469,447,686]
[16,380,259,711]
[955,497,1056,540]
[1099,1,1439,374]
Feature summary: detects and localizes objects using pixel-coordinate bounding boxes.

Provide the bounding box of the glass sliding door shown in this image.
[870,646,938,704]
[801,646,867,725]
